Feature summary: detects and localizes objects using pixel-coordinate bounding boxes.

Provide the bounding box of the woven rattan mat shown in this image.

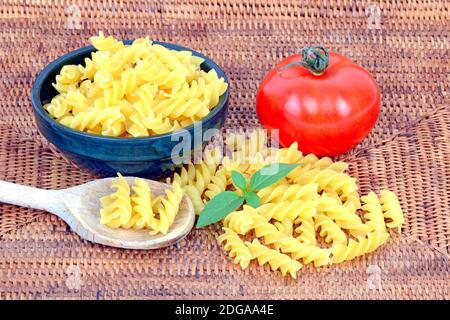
[0,0,449,299]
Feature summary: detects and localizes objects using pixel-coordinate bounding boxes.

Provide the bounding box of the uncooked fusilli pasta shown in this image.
[361,191,386,233]
[150,181,183,235]
[223,205,255,235]
[170,131,404,278]
[100,173,183,235]
[218,228,253,269]
[44,32,228,137]
[379,190,404,233]
[246,239,302,279]
[100,173,133,228]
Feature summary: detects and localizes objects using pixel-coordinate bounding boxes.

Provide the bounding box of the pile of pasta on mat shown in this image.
[100,174,183,235]
[168,130,404,278]
[44,32,228,137]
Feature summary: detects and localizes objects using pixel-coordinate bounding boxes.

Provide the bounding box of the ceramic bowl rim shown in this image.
[31,40,230,144]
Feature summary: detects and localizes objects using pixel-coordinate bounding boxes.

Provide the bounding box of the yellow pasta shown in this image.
[256,183,319,204]
[204,168,227,200]
[250,213,331,267]
[182,185,205,215]
[59,106,125,136]
[223,205,255,235]
[313,214,347,245]
[257,200,317,222]
[315,194,371,237]
[331,231,390,263]
[100,173,133,228]
[298,154,348,173]
[361,191,386,233]
[246,239,302,279]
[379,190,404,233]
[294,217,317,245]
[294,168,358,195]
[150,181,183,235]
[167,157,220,215]
[43,94,70,119]
[129,177,154,229]
[168,133,404,279]
[275,218,294,237]
[45,32,228,137]
[276,142,303,164]
[100,174,183,235]
[217,228,253,269]
[340,191,362,212]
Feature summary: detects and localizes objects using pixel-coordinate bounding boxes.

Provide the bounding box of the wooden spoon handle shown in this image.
[0,180,59,212]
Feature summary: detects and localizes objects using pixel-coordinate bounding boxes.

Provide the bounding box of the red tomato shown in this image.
[256,47,380,157]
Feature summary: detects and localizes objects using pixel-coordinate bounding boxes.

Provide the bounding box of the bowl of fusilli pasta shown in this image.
[31,33,229,177]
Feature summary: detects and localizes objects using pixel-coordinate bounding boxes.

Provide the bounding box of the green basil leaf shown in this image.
[231,170,247,192]
[196,191,244,228]
[245,191,260,208]
[249,163,300,191]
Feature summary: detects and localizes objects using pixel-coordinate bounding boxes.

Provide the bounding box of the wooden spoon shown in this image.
[0,177,195,250]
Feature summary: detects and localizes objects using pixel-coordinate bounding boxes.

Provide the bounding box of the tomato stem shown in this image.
[279,46,329,75]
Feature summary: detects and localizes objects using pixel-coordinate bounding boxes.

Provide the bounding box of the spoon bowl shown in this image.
[0,178,195,250]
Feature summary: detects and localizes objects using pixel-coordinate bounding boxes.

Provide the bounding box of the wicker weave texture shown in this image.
[0,0,449,299]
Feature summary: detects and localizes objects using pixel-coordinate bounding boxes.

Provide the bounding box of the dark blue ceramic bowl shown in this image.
[31,41,229,177]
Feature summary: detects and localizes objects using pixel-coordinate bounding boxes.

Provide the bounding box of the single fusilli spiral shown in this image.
[60,106,125,136]
[100,173,133,228]
[275,142,303,164]
[218,228,253,269]
[361,191,386,233]
[204,168,228,200]
[294,168,358,195]
[315,194,370,237]
[150,181,183,235]
[277,237,332,267]
[127,177,154,229]
[331,231,390,264]
[55,65,82,86]
[379,190,404,233]
[142,114,181,135]
[44,94,71,119]
[245,239,302,279]
[92,50,125,77]
[257,200,317,222]
[134,56,187,89]
[91,31,124,53]
[182,185,205,215]
[223,205,255,235]
[153,97,210,120]
[201,70,228,109]
[149,44,192,79]
[169,160,219,214]
[257,183,319,204]
[52,66,81,93]
[294,217,317,245]
[275,218,294,236]
[340,191,362,212]
[313,214,347,245]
